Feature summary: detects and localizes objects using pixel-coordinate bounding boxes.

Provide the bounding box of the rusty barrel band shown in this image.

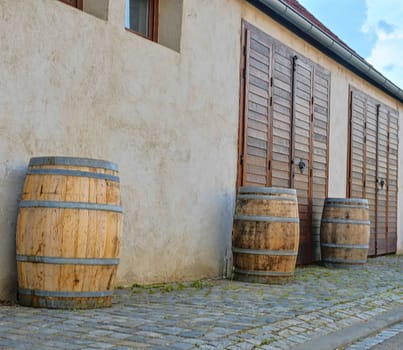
[239,186,297,195]
[234,215,299,223]
[29,157,118,171]
[324,198,369,205]
[320,243,369,249]
[18,288,113,298]
[322,204,369,209]
[26,169,120,182]
[232,247,297,256]
[237,195,297,202]
[234,268,293,277]
[19,200,123,213]
[16,255,120,265]
[320,218,370,225]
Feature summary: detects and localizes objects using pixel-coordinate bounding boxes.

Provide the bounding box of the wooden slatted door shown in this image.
[291,58,313,264]
[270,45,293,189]
[238,22,330,264]
[364,98,378,255]
[348,90,366,200]
[387,111,399,253]
[348,88,399,255]
[376,107,388,254]
[289,60,330,264]
[238,26,272,187]
[311,69,330,260]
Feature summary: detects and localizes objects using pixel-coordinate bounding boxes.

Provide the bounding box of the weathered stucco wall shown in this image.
[0,0,242,300]
[1,0,402,300]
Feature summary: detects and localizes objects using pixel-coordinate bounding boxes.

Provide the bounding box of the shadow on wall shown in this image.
[219,190,236,279]
[0,160,27,302]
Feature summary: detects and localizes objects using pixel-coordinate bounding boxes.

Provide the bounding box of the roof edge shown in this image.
[250,0,403,104]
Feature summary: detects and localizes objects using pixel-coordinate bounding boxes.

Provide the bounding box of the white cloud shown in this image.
[362,0,403,89]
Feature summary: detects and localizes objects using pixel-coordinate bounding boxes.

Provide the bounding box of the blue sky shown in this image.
[298,0,403,89]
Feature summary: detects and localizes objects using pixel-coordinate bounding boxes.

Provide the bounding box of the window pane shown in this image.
[125,0,149,37]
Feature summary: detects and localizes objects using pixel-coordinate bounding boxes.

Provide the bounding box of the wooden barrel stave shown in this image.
[16,157,122,309]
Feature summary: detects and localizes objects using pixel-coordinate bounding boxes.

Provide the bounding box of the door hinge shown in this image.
[240,154,244,165]
[268,160,271,171]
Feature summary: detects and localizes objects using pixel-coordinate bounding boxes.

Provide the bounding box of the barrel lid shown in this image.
[239,186,297,195]
[325,197,369,205]
[29,157,119,171]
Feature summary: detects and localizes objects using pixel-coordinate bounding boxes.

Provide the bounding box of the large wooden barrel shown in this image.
[16,156,123,309]
[320,198,370,267]
[232,187,300,283]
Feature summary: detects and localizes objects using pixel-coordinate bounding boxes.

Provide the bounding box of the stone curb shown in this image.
[290,304,403,350]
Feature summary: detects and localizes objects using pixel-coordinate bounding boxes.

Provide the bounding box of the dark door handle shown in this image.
[298,160,306,172]
[377,178,386,188]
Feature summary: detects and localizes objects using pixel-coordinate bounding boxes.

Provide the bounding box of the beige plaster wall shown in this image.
[0,0,402,300]
[0,0,241,300]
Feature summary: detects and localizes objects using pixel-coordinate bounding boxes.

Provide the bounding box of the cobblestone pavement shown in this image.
[0,255,402,350]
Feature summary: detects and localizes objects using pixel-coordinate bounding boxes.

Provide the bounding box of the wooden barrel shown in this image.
[16,157,123,309]
[320,198,370,267]
[232,187,300,283]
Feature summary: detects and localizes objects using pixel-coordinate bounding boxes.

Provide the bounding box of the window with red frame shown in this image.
[125,0,159,41]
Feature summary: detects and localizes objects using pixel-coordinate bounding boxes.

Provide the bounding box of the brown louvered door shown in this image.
[364,98,378,255]
[376,107,388,254]
[387,111,398,253]
[238,26,272,187]
[238,22,330,264]
[311,68,330,260]
[348,89,366,200]
[270,46,292,189]
[348,88,399,255]
[291,58,313,264]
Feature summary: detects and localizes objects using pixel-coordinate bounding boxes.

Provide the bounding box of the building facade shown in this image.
[0,0,402,301]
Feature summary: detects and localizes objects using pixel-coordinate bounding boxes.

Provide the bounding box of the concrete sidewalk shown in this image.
[0,255,402,349]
